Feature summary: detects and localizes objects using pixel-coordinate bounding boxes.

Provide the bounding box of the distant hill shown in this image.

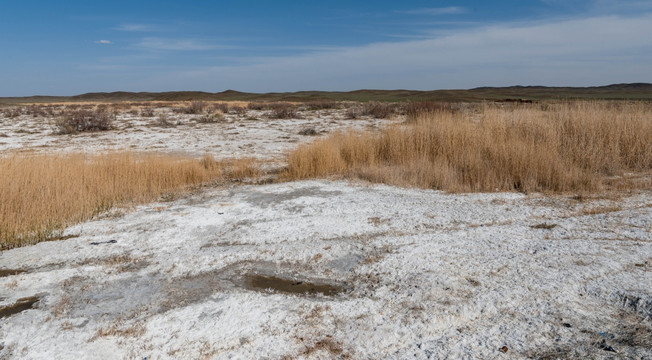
[2,83,652,104]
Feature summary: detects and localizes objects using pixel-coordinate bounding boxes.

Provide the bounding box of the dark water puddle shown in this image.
[246,274,345,296]
[0,296,40,318]
[0,269,26,278]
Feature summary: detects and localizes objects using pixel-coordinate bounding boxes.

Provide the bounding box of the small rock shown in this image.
[562,323,572,328]
[90,239,117,245]
[599,340,616,353]
[499,346,508,353]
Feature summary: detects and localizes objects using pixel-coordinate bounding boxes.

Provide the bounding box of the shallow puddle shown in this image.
[246,274,345,296]
[0,296,40,318]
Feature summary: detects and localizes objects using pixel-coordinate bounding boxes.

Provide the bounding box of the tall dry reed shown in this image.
[0,152,226,249]
[284,101,652,192]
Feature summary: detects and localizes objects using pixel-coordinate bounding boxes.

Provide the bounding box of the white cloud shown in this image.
[146,13,652,91]
[135,37,223,51]
[114,24,159,32]
[398,7,467,15]
[94,40,113,44]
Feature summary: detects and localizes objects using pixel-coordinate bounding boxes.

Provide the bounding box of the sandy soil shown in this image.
[0,106,651,359]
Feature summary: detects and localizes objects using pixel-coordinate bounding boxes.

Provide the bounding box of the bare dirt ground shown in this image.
[0,105,651,359]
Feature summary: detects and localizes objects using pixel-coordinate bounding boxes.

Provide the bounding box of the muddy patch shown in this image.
[243,186,342,209]
[246,274,345,296]
[0,269,26,278]
[0,296,40,318]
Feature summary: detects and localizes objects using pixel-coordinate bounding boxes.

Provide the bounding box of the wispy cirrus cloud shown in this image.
[149,13,652,92]
[94,40,113,44]
[135,37,225,51]
[397,6,467,16]
[114,23,160,32]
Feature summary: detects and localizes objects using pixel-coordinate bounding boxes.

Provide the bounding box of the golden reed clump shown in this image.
[284,101,652,192]
[0,152,259,249]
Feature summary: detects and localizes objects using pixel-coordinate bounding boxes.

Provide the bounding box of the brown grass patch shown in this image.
[0,152,233,249]
[284,101,652,193]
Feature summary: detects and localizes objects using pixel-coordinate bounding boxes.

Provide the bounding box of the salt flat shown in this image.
[1,180,650,359]
[0,104,651,359]
[0,107,393,160]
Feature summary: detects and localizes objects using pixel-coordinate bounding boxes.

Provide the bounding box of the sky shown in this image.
[1,0,651,96]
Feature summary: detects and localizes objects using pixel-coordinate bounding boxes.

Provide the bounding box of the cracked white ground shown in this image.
[0,107,651,359]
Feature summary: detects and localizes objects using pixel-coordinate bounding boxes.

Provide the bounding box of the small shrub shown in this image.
[269,103,299,119]
[155,113,174,127]
[298,128,319,136]
[230,106,247,115]
[140,108,155,117]
[345,106,363,119]
[5,107,23,118]
[362,101,395,119]
[210,103,230,113]
[306,100,339,110]
[198,112,225,123]
[184,101,207,114]
[54,108,115,134]
[247,102,266,110]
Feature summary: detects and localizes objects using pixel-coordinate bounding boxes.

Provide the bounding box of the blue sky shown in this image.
[1,0,651,96]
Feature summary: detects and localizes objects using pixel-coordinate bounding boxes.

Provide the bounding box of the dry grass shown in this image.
[284,101,652,193]
[0,152,259,249]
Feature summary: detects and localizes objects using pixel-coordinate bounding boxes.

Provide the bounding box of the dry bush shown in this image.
[247,102,267,110]
[184,101,207,114]
[299,128,319,136]
[140,108,155,117]
[210,102,230,113]
[229,106,247,115]
[155,113,174,127]
[345,105,363,119]
[197,111,225,123]
[53,108,115,134]
[269,103,299,119]
[405,101,455,122]
[362,101,396,119]
[5,107,23,118]
[284,102,652,193]
[0,152,225,249]
[306,100,339,110]
[25,105,53,118]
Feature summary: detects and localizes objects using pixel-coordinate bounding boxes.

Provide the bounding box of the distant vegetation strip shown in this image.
[2,83,652,104]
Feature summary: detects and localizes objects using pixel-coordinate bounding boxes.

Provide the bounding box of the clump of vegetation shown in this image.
[140,108,156,117]
[269,103,299,119]
[53,108,115,134]
[362,101,397,119]
[0,151,264,249]
[306,100,339,110]
[247,102,267,111]
[405,101,455,122]
[155,113,175,127]
[0,152,223,249]
[210,102,230,113]
[197,111,225,123]
[284,101,652,193]
[4,107,24,118]
[184,101,207,114]
[299,128,319,136]
[345,105,363,119]
[230,106,247,115]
